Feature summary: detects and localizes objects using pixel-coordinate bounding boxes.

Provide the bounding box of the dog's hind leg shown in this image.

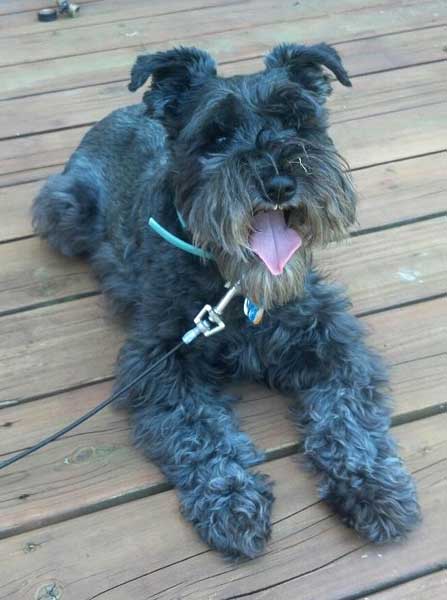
[114,337,274,559]
[32,163,102,258]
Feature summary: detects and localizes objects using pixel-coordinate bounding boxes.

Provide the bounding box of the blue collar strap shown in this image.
[149,211,265,325]
[148,212,214,260]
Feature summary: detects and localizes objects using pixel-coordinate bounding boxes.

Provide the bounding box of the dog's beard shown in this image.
[180,150,356,310]
[215,242,311,309]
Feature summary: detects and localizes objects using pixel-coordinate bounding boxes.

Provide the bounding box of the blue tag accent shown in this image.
[244,298,264,325]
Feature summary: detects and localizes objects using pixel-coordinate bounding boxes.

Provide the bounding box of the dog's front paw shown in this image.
[182,470,274,559]
[321,459,421,543]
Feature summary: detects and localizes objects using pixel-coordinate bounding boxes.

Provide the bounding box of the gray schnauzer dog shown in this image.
[33,44,420,558]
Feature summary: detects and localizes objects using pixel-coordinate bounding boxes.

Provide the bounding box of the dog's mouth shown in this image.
[249,207,302,275]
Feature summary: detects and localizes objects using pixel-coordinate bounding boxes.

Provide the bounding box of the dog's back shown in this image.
[32,103,166,259]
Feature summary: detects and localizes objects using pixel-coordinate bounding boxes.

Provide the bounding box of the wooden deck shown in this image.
[0,1,446,598]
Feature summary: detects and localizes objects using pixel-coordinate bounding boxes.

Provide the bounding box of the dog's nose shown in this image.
[265,175,296,204]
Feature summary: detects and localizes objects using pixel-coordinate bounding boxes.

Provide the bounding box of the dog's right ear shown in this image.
[128,47,216,122]
[265,43,351,101]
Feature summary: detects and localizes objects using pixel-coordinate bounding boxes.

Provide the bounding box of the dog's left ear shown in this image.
[128,47,216,122]
[265,43,351,100]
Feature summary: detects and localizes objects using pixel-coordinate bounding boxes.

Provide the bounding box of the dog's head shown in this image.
[129,45,356,308]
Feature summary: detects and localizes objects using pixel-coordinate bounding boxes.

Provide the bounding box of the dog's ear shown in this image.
[128,47,216,122]
[265,43,351,100]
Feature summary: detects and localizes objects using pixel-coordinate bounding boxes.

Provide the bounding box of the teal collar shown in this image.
[148,210,214,260]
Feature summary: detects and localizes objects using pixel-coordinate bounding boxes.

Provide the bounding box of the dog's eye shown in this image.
[201,126,231,155]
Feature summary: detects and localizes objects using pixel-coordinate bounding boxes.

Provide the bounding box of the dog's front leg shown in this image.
[115,338,274,559]
[263,282,421,543]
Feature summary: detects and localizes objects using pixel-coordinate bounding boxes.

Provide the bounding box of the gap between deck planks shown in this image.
[0,217,446,404]
[0,0,443,67]
[366,569,447,599]
[0,214,445,315]
[0,0,445,100]
[2,151,446,243]
[1,22,446,137]
[1,60,445,186]
[0,2,446,596]
[0,297,445,539]
[0,414,445,599]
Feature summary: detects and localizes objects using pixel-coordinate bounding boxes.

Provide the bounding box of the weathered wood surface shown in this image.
[0,299,445,538]
[1,0,444,99]
[1,216,444,315]
[0,296,124,404]
[0,279,445,406]
[0,415,445,600]
[370,570,447,599]
[2,151,445,242]
[2,59,446,180]
[0,0,446,598]
[2,26,447,139]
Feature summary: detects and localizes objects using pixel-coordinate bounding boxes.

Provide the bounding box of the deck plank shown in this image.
[0,296,124,404]
[2,25,447,138]
[0,0,446,595]
[1,0,235,29]
[2,61,445,180]
[0,237,95,313]
[319,217,446,315]
[0,0,99,17]
[0,255,445,404]
[0,0,445,67]
[351,153,447,231]
[0,415,445,600]
[368,570,447,599]
[0,300,445,537]
[1,215,445,314]
[2,152,445,243]
[1,0,444,99]
[0,0,373,67]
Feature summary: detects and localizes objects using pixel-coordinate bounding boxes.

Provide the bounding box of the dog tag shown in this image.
[244,298,264,325]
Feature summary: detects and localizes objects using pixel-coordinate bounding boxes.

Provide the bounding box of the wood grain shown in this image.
[1,0,445,99]
[319,216,447,314]
[0,0,367,67]
[1,0,234,29]
[352,152,447,231]
[0,257,445,404]
[0,237,95,313]
[1,152,445,243]
[1,2,446,596]
[1,213,444,314]
[0,296,124,404]
[369,570,447,599]
[0,0,99,17]
[332,62,447,168]
[0,165,57,189]
[2,60,445,181]
[0,415,445,600]
[0,180,39,242]
[0,27,447,138]
[0,300,444,538]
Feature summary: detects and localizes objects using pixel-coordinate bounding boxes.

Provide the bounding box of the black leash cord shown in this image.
[0,341,184,471]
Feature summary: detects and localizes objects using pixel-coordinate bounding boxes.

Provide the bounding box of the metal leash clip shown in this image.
[182,281,241,344]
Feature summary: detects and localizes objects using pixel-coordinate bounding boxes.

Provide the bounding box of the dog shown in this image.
[32,44,420,559]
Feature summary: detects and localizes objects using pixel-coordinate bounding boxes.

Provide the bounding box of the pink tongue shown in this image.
[249,211,302,275]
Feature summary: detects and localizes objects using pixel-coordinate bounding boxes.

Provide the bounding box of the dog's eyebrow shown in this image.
[256,82,321,117]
